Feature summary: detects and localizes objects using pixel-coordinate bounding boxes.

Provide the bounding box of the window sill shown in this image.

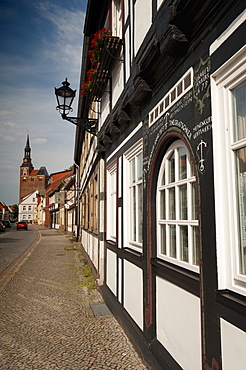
[216,289,246,317]
[151,258,200,296]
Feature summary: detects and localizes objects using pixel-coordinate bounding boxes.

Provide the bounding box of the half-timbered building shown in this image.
[74,1,246,368]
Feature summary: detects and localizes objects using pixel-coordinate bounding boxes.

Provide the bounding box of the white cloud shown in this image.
[33,138,48,145]
[0,0,84,205]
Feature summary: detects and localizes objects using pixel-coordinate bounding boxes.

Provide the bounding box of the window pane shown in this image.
[170,225,176,258]
[161,168,165,185]
[131,158,136,183]
[169,151,175,183]
[233,80,246,141]
[169,188,175,219]
[192,226,199,266]
[137,152,143,181]
[131,187,136,240]
[192,182,198,219]
[180,226,188,262]
[236,147,246,275]
[160,225,166,254]
[178,147,187,180]
[138,184,143,242]
[179,185,187,220]
[160,190,165,219]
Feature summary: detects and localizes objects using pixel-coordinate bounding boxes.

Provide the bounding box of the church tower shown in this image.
[20,134,34,176]
[19,134,49,201]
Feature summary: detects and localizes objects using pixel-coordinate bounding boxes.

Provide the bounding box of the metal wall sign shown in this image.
[55,192,65,204]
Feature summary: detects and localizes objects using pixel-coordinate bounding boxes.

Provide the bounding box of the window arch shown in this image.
[156,140,199,272]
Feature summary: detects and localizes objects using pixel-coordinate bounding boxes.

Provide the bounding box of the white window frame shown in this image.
[156,140,199,272]
[211,45,246,294]
[123,139,143,251]
[106,160,117,242]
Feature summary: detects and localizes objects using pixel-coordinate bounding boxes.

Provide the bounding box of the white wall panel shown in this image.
[221,319,246,370]
[156,277,202,370]
[112,61,124,107]
[124,260,143,330]
[125,27,130,82]
[134,0,152,55]
[106,249,117,295]
[81,230,98,270]
[118,258,122,303]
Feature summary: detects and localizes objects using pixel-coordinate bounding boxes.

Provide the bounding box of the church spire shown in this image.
[21,134,33,169]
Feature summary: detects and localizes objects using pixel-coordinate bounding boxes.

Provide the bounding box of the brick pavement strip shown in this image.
[0,226,148,370]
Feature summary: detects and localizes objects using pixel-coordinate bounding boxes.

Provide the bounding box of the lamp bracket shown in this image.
[62,115,98,136]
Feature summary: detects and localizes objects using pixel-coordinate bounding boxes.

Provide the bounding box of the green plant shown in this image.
[81,264,96,289]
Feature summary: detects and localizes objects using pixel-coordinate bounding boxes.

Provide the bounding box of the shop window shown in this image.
[211,45,246,294]
[123,140,143,250]
[106,160,117,241]
[157,140,199,271]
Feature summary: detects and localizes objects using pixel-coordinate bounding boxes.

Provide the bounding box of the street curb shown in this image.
[0,226,41,294]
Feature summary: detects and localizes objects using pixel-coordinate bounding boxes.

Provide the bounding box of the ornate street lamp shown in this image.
[54,78,98,135]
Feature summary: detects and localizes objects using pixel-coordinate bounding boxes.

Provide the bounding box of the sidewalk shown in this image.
[0,225,148,370]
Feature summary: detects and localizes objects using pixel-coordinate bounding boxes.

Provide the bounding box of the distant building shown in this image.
[0,202,14,221]
[19,134,49,202]
[44,170,74,229]
[18,190,39,222]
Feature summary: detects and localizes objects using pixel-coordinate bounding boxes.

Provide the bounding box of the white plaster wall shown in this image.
[106,249,117,295]
[221,319,246,370]
[124,260,143,330]
[112,61,124,108]
[118,257,122,303]
[125,27,130,82]
[134,0,152,55]
[156,277,202,370]
[81,230,98,271]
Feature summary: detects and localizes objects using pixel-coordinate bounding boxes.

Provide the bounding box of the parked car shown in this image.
[2,220,11,228]
[16,221,28,230]
[0,222,6,232]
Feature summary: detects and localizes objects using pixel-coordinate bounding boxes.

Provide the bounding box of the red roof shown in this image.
[46,170,73,196]
[30,170,39,176]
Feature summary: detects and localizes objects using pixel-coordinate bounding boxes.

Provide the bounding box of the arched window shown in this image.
[156,140,199,272]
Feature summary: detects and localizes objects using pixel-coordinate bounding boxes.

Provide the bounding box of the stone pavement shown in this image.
[0,225,148,370]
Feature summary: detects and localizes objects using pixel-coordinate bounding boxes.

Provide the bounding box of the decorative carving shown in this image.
[160,24,188,57]
[128,79,152,106]
[193,57,211,114]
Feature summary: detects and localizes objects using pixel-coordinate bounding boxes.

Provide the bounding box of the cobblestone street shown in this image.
[0,226,148,369]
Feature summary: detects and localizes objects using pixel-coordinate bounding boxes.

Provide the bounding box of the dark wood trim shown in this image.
[105,241,144,268]
[150,339,183,370]
[151,258,200,297]
[99,284,165,370]
[217,289,246,318]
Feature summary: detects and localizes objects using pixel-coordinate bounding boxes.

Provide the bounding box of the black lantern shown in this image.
[54,78,98,136]
[55,78,76,118]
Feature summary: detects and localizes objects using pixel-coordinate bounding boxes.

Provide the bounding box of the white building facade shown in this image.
[18,190,38,222]
[74,1,246,369]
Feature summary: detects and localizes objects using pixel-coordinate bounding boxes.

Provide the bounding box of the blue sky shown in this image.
[0,0,87,205]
